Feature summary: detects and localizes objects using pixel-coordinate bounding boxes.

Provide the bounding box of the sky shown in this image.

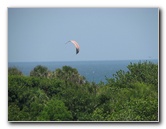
[8,8,158,62]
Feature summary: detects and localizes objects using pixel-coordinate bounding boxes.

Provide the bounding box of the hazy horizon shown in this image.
[8,58,158,63]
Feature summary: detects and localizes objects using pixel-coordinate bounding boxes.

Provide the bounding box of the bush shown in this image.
[8,67,23,76]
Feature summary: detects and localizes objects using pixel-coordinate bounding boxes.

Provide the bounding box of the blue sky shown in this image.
[8,8,158,62]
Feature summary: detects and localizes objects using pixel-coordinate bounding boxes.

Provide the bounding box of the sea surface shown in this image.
[8,60,158,83]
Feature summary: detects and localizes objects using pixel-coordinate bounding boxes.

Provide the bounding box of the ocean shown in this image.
[8,60,158,83]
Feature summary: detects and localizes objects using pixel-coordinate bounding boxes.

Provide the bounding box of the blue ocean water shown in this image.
[8,60,158,83]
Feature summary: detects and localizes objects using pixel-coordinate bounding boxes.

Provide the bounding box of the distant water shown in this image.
[8,60,158,83]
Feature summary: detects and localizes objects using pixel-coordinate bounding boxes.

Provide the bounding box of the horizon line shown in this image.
[8,58,158,63]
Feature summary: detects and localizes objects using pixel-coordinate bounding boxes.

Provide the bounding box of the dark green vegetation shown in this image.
[8,61,158,121]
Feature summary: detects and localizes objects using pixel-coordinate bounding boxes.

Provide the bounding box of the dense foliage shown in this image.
[8,61,158,121]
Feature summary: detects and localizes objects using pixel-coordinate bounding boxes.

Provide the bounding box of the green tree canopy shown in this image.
[37,98,72,121]
[55,65,86,84]
[8,67,23,76]
[8,61,158,121]
[30,65,51,78]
